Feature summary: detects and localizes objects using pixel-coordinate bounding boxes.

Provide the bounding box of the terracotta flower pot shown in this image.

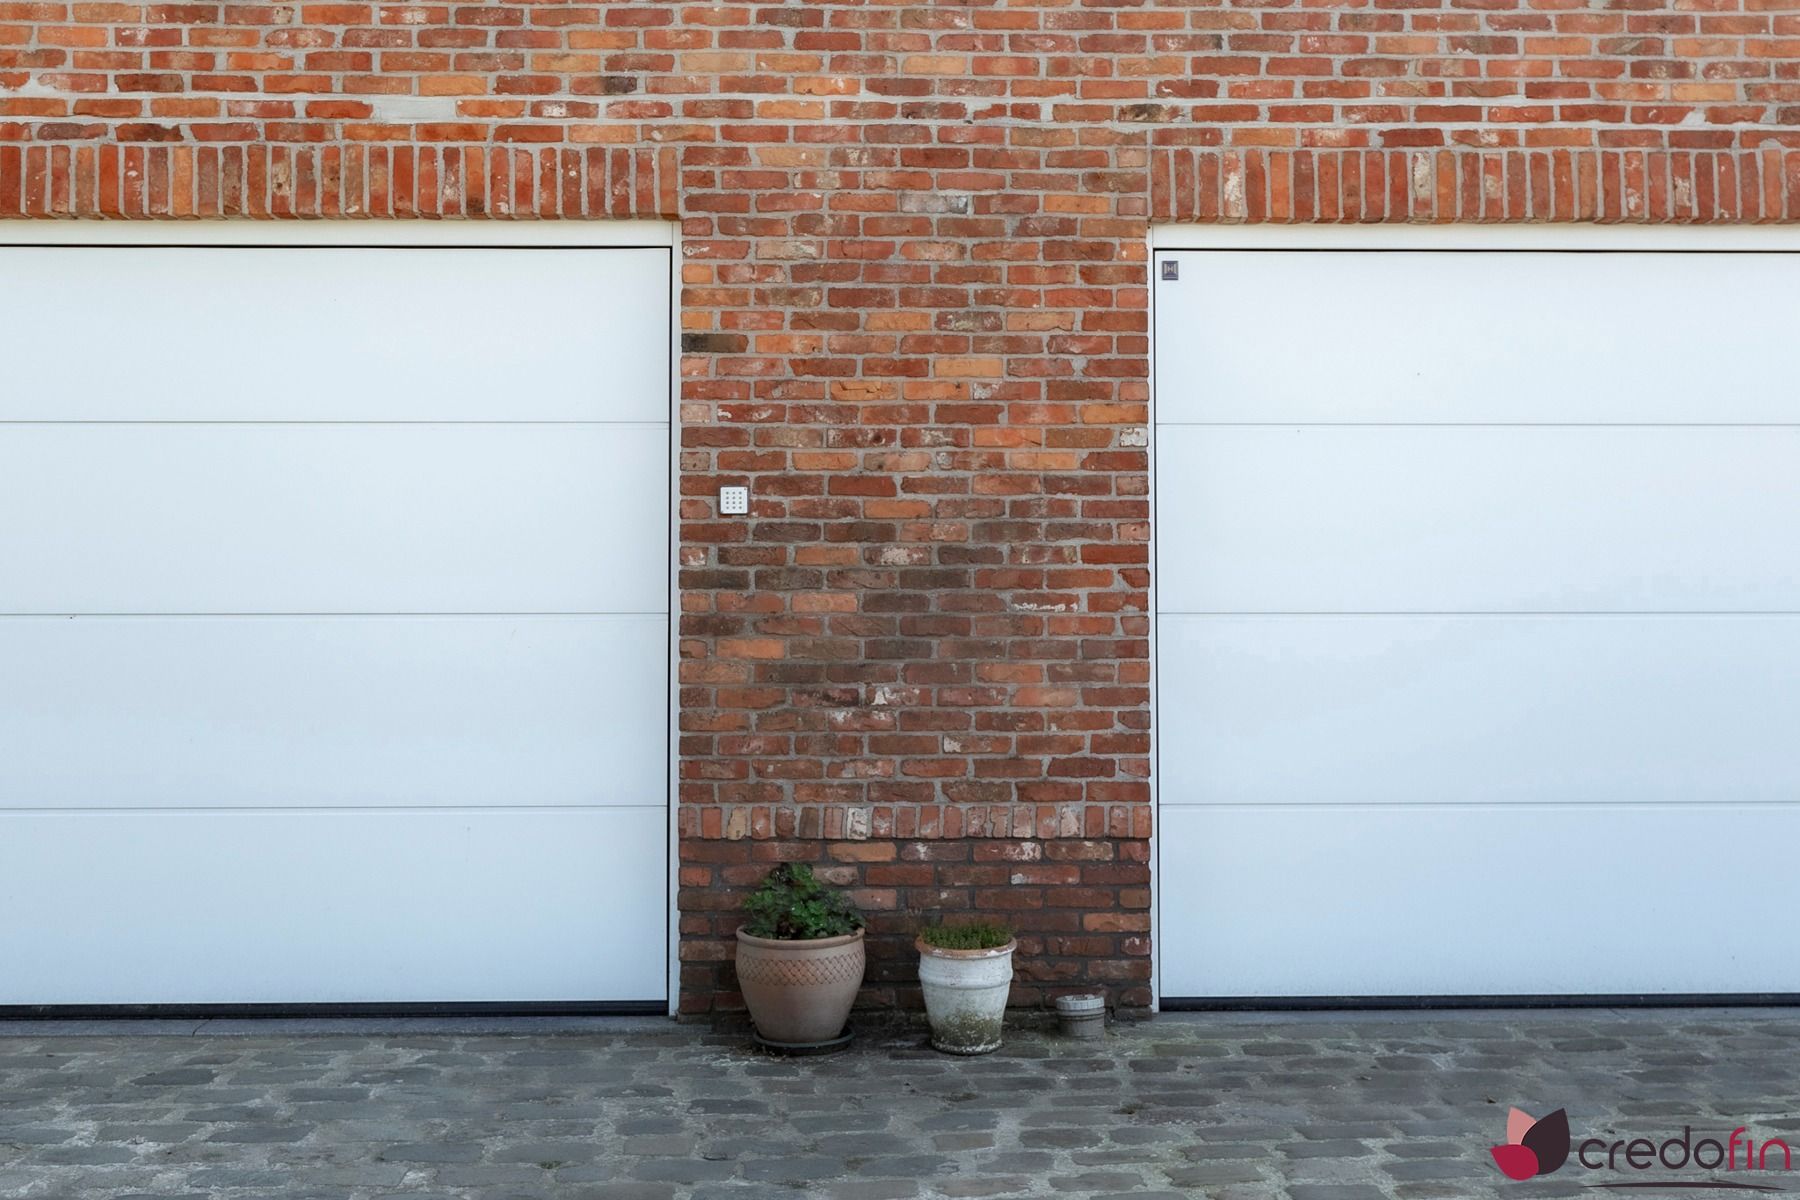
[735,927,865,1046]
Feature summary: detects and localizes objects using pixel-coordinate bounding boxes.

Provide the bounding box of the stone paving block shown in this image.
[31,1145,141,1165]
[819,1182,921,1199]
[1381,1157,1488,1181]
[1019,1127,1104,1149]
[737,1154,848,1183]
[1047,1169,1146,1191]
[375,1141,486,1163]
[0,1124,80,1144]
[1164,1159,1269,1185]
[844,1152,953,1178]
[931,1179,1032,1198]
[630,1158,738,1184]
[204,1124,312,1144]
[1280,1138,1371,1159]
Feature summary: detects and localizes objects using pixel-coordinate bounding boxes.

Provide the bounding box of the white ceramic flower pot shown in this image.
[916,938,1016,1055]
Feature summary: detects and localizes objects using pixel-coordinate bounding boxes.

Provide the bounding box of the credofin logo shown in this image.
[1488,1110,1792,1190]
[1491,1107,1571,1180]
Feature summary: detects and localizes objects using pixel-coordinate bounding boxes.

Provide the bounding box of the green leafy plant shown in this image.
[741,864,864,941]
[918,921,1013,951]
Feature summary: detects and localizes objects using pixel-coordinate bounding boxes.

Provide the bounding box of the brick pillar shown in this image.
[674,126,1154,1015]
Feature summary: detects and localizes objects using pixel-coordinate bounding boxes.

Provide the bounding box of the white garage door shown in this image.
[0,241,670,1008]
[1156,247,1800,1001]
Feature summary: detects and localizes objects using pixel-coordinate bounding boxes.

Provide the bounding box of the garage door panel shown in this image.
[0,247,670,423]
[1158,425,1800,613]
[1160,614,1800,807]
[0,240,670,1007]
[1160,803,1800,998]
[1156,246,1800,1001]
[0,424,668,614]
[0,806,667,1005]
[1154,251,1800,426]
[0,615,664,809]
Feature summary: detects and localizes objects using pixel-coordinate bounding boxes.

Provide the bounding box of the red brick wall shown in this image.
[4,0,1796,1013]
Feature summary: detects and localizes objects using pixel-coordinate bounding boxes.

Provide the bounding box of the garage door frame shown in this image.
[1147,222,1800,1011]
[0,218,683,1017]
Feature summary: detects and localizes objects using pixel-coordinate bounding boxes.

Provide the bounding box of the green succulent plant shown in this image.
[741,863,864,941]
[918,921,1013,951]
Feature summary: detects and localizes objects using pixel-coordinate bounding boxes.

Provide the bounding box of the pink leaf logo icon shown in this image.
[1490,1107,1570,1179]
[1490,1143,1540,1180]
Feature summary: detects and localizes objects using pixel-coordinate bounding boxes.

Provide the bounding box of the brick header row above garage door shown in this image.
[4,145,1797,223]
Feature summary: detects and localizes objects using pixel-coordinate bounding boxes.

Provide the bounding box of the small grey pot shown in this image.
[1055,993,1106,1039]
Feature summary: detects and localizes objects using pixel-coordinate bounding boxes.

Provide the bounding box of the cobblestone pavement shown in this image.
[4,1009,1799,1199]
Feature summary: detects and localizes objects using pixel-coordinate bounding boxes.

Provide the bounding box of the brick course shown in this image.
[3,0,1796,1013]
